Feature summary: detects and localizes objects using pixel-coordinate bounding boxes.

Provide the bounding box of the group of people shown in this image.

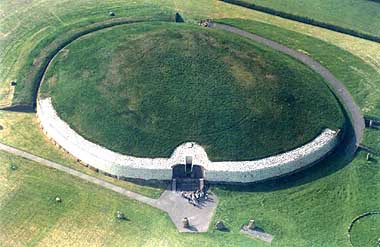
[181,188,209,206]
[199,19,212,27]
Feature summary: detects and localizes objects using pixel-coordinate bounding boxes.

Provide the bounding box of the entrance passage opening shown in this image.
[172,156,205,191]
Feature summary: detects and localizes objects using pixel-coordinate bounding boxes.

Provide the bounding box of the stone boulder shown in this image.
[215,220,227,231]
[248,219,256,230]
[182,217,190,228]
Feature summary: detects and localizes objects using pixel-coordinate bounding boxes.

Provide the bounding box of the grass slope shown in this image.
[1,0,379,107]
[223,0,380,37]
[41,22,344,160]
[216,18,380,147]
[0,1,379,246]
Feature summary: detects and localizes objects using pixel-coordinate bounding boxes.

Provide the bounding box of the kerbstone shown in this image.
[37,97,339,183]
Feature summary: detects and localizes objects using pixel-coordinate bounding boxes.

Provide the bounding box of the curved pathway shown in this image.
[211,23,365,158]
[1,21,365,234]
[0,142,217,232]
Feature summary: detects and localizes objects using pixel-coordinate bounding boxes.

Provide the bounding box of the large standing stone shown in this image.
[366,153,371,161]
[369,120,374,128]
[215,220,226,231]
[182,217,189,228]
[248,219,256,230]
[117,211,125,220]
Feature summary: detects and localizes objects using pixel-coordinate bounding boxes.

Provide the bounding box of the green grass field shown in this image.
[216,18,380,118]
[223,0,380,37]
[41,22,344,160]
[350,214,380,247]
[0,0,379,246]
[1,138,379,246]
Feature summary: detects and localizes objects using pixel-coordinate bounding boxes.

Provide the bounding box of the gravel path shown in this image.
[0,142,218,232]
[211,23,364,158]
[1,22,364,234]
[0,142,158,207]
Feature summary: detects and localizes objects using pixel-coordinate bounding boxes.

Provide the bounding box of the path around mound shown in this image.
[211,23,364,159]
[0,142,217,233]
[0,21,365,234]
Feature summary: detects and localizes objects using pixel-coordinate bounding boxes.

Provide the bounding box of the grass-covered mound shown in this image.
[41,22,344,161]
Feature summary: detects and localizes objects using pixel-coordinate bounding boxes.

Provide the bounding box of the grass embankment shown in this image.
[221,0,380,38]
[41,22,344,161]
[0,1,379,246]
[2,0,380,108]
[0,0,175,107]
[217,18,380,149]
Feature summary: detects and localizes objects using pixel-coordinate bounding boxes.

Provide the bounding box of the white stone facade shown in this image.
[37,97,340,183]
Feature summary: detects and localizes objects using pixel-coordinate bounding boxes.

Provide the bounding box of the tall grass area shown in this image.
[222,0,380,38]
[41,22,344,160]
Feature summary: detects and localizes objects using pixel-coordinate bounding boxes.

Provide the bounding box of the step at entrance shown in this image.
[172,178,205,192]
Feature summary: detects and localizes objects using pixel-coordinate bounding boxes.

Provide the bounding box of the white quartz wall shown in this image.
[37,97,340,183]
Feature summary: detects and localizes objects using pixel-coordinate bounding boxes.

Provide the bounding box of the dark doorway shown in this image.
[172,164,204,179]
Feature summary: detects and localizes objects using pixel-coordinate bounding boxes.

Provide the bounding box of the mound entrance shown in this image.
[40,22,344,161]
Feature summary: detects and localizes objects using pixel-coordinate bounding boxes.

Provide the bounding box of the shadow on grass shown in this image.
[216,116,359,193]
[122,177,170,191]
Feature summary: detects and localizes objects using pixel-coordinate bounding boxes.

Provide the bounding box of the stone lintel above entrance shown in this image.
[168,142,210,169]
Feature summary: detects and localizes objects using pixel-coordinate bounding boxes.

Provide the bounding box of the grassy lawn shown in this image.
[2,0,380,107]
[0,1,379,246]
[41,22,344,160]
[213,147,380,246]
[0,151,269,247]
[350,214,380,247]
[216,18,380,118]
[214,19,380,152]
[222,0,380,37]
[1,135,379,246]
[0,110,166,198]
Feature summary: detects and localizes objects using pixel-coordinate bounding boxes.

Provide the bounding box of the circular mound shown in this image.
[350,213,380,247]
[41,22,344,161]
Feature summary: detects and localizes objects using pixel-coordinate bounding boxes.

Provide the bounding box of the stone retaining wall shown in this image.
[37,97,340,183]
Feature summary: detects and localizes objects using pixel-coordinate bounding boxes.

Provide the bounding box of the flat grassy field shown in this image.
[0,111,166,199]
[41,22,344,160]
[1,139,379,246]
[223,0,380,37]
[350,214,380,247]
[0,151,269,247]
